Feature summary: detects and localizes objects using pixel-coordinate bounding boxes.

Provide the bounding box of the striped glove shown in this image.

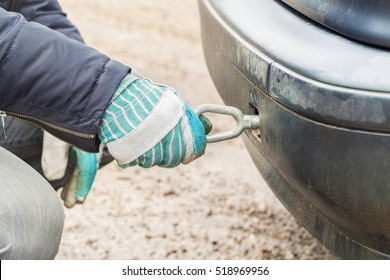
[41,132,100,208]
[99,74,209,168]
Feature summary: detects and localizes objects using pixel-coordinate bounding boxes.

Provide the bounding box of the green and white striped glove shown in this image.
[99,74,210,168]
[42,132,100,208]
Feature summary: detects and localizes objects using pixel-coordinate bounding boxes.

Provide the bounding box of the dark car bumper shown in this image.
[199,0,390,259]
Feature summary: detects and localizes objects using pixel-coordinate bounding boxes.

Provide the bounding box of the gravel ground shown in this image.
[56,0,334,260]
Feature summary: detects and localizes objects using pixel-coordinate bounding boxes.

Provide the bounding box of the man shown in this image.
[0,0,208,259]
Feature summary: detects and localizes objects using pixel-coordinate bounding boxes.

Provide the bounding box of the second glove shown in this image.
[41,132,100,208]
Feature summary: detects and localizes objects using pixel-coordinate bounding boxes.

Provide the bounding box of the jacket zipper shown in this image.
[10,0,22,12]
[0,110,95,139]
[0,110,6,139]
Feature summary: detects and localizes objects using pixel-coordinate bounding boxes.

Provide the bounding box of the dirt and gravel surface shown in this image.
[56,0,334,260]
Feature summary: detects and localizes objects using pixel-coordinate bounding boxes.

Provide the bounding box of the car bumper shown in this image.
[199,0,390,259]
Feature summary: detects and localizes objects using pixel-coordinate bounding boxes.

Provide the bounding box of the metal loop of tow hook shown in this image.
[194,104,261,143]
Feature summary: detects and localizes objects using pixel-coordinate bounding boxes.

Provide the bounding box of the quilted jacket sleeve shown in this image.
[0,7,130,152]
[17,0,84,42]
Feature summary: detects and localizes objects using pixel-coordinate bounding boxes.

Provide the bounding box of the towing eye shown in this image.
[195,104,261,143]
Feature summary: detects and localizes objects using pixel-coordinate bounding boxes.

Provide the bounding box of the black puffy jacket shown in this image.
[0,0,130,152]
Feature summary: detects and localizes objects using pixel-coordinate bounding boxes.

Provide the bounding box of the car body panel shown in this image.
[282,0,390,49]
[204,0,390,132]
[199,0,390,259]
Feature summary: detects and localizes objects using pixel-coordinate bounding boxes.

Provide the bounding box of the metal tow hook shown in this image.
[194,104,260,143]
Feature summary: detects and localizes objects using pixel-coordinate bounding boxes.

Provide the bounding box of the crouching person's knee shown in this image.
[0,147,65,260]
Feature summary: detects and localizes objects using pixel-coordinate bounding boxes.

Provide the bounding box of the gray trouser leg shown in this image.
[0,117,114,190]
[0,147,65,260]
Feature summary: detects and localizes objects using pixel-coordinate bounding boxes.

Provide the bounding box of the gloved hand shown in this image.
[99,74,210,168]
[41,132,100,208]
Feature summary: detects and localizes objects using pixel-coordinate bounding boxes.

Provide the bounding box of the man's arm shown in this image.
[14,0,84,42]
[0,7,130,152]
